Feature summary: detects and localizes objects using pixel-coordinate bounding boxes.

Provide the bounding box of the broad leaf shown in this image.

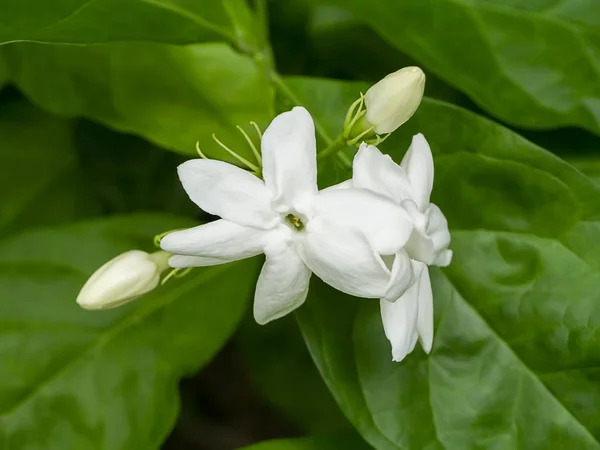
[1,42,273,160]
[237,314,350,433]
[0,214,258,449]
[319,0,600,135]
[0,0,255,46]
[290,77,600,449]
[0,98,98,236]
[237,432,371,450]
[567,156,600,187]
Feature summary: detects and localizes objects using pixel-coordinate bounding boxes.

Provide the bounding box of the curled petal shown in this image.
[404,228,436,265]
[400,134,434,211]
[261,107,317,211]
[381,260,433,362]
[254,238,311,325]
[383,249,415,302]
[177,159,278,229]
[434,249,453,268]
[299,217,390,298]
[353,143,413,203]
[314,188,413,255]
[160,220,267,261]
[380,287,419,363]
[415,264,434,353]
[427,203,452,259]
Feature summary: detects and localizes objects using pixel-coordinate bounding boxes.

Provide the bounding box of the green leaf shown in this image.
[237,314,350,434]
[0,214,258,449]
[1,42,273,160]
[237,432,371,450]
[0,97,99,236]
[319,0,600,135]
[566,156,600,187]
[0,0,255,46]
[290,76,600,448]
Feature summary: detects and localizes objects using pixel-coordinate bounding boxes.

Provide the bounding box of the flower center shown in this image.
[286,214,305,231]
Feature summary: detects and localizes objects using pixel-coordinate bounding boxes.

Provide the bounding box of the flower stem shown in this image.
[318,134,348,161]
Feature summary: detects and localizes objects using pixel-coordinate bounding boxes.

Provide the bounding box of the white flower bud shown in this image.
[77,250,169,310]
[364,66,425,134]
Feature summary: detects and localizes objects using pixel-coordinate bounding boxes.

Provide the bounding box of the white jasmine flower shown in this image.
[77,250,169,310]
[160,107,414,325]
[364,66,426,134]
[343,133,452,361]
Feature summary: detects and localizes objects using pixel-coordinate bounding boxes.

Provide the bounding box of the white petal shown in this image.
[313,188,413,255]
[177,159,278,229]
[254,239,311,325]
[434,249,453,267]
[352,143,414,203]
[300,216,390,298]
[168,254,229,268]
[400,134,434,211]
[261,106,317,210]
[383,249,415,302]
[380,287,419,363]
[321,179,353,192]
[427,203,451,257]
[160,220,267,260]
[404,227,436,265]
[416,264,434,353]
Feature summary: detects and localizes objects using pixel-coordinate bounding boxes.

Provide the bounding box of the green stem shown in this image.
[236,6,352,168]
[317,134,348,161]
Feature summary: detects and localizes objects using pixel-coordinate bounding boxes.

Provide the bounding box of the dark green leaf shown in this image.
[0,214,258,449]
[566,156,600,187]
[290,76,600,449]
[0,97,98,236]
[319,0,600,135]
[0,0,255,46]
[237,432,371,450]
[237,314,350,434]
[1,42,273,160]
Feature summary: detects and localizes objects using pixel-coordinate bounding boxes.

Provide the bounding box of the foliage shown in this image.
[1,0,599,449]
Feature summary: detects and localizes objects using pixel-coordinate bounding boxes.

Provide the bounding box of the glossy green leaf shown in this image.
[0,98,98,236]
[1,42,273,160]
[567,156,600,187]
[289,76,600,449]
[237,314,350,433]
[0,214,258,449]
[0,0,255,46]
[237,432,371,450]
[319,0,600,135]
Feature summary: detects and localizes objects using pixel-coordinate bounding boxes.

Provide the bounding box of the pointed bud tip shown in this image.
[76,250,164,311]
[364,66,426,134]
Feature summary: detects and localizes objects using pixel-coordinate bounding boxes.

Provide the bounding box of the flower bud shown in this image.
[364,66,425,134]
[77,250,169,310]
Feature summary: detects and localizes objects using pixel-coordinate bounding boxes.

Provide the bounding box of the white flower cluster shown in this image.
[77,67,452,362]
[161,105,451,362]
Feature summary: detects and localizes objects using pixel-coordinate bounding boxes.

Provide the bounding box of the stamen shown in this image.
[212,133,259,172]
[161,267,192,285]
[236,125,262,166]
[195,141,209,159]
[153,229,185,248]
[286,214,304,231]
[161,268,179,285]
[250,121,263,140]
